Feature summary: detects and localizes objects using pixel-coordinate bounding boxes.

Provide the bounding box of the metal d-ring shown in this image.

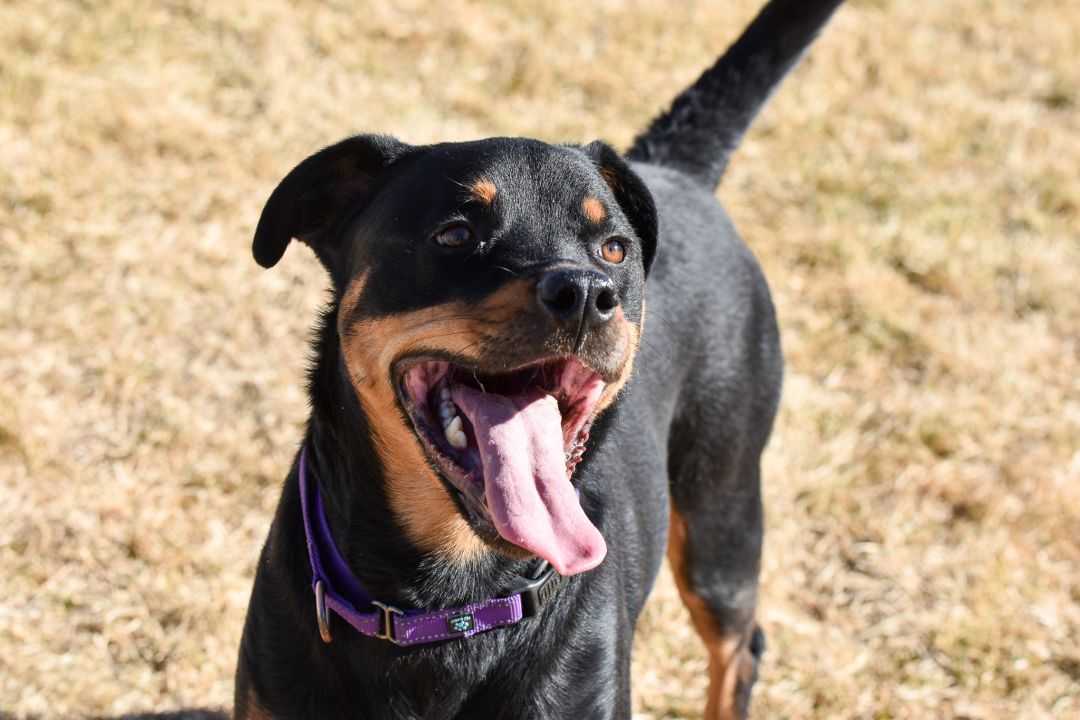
[314,580,333,643]
[372,600,404,645]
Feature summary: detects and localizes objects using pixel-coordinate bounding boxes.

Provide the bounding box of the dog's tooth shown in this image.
[439,403,454,420]
[448,428,468,449]
[444,415,466,447]
[442,416,453,429]
[440,388,452,401]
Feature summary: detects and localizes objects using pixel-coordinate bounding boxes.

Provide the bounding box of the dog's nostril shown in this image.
[595,288,616,313]
[551,285,578,313]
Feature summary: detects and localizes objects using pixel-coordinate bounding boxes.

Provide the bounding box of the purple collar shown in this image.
[298,447,567,646]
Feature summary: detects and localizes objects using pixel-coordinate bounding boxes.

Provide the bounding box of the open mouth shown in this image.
[396,356,608,575]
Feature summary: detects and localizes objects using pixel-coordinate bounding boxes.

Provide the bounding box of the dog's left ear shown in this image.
[252,133,411,274]
[582,140,659,274]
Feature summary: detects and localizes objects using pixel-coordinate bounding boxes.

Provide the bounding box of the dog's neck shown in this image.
[298,306,534,610]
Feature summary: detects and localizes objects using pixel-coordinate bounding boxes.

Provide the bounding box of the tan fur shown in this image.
[594,306,640,415]
[668,507,755,720]
[470,178,498,206]
[582,195,607,224]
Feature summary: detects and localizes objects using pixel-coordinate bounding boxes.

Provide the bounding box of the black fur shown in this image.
[628,0,845,189]
[236,2,844,718]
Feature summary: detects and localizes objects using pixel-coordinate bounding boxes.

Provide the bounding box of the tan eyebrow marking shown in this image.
[470,178,498,206]
[582,195,607,224]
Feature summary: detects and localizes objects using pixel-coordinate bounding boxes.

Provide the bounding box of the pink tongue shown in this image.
[450,384,606,576]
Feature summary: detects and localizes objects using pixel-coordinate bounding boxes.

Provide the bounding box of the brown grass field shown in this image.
[2,0,1077,717]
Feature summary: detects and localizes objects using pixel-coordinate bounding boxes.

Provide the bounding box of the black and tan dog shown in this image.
[235,1,844,717]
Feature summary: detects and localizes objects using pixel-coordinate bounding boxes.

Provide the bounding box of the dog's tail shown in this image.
[626,0,845,190]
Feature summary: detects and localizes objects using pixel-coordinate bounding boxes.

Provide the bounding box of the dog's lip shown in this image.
[391,351,609,384]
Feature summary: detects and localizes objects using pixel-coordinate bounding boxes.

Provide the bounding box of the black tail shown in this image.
[626,0,845,190]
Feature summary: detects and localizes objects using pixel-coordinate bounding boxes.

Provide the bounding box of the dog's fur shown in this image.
[235,2,845,718]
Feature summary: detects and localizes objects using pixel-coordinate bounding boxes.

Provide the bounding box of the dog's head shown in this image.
[253,134,657,575]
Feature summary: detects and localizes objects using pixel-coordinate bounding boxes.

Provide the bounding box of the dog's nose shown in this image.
[536,267,618,333]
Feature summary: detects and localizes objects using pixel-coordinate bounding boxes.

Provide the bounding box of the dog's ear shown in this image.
[582,140,659,274]
[252,133,411,272]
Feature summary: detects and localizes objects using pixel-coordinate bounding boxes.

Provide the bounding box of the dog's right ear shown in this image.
[252,133,411,271]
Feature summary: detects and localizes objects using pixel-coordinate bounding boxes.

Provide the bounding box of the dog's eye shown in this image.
[434,225,475,249]
[599,238,626,264]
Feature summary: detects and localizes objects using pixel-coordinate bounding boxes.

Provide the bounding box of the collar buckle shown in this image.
[372,600,404,644]
[512,563,568,618]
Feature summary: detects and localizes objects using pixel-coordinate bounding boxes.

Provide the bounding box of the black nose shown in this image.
[536,267,618,336]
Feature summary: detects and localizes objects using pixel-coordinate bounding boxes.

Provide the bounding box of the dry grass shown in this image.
[1,0,1077,717]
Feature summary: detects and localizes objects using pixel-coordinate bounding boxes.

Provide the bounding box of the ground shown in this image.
[1,0,1077,717]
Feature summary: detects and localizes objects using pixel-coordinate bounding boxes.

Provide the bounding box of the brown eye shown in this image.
[599,238,626,264]
[434,225,474,248]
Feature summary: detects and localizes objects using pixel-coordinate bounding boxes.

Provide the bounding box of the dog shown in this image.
[234,1,844,717]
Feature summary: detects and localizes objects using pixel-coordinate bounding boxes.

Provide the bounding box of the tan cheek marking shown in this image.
[337,278,537,563]
[669,507,755,720]
[471,178,498,206]
[338,269,370,333]
[582,195,607,224]
[340,304,486,564]
[595,304,643,415]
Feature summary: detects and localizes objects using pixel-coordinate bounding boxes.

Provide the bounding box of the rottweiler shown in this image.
[234,1,845,718]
